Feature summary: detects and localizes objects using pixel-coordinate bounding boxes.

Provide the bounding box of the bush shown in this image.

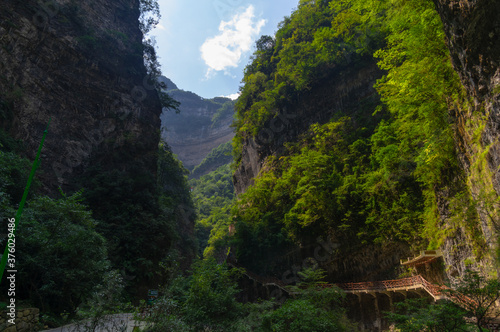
[0,150,32,205]
[386,298,469,332]
[262,299,344,332]
[261,268,352,332]
[12,192,109,314]
[387,269,500,331]
[183,259,243,329]
[145,259,243,331]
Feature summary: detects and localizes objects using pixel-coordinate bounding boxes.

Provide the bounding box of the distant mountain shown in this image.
[160,77,235,172]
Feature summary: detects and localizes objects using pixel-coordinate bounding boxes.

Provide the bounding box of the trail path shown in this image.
[40,313,148,332]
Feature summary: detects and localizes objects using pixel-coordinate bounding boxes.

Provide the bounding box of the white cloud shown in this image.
[201,5,266,76]
[221,92,241,100]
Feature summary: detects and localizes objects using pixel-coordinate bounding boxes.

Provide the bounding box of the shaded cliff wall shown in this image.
[0,0,162,194]
[432,0,500,275]
[161,88,234,170]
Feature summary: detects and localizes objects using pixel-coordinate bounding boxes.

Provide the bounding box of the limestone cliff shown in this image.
[160,82,235,171]
[432,0,500,277]
[0,0,162,194]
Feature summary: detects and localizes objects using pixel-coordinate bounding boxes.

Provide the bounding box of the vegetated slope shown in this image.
[191,141,233,179]
[0,0,196,314]
[222,0,496,283]
[190,162,235,259]
[160,79,235,171]
[229,0,409,280]
[189,142,234,260]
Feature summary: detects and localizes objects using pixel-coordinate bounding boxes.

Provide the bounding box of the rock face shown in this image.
[432,0,500,275]
[161,84,235,170]
[233,58,383,195]
[0,0,162,194]
[433,0,500,108]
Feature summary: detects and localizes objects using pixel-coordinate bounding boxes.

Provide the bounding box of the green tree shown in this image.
[14,192,109,314]
[369,0,464,247]
[139,0,180,111]
[81,163,170,283]
[146,259,243,331]
[183,259,243,329]
[74,270,134,332]
[447,270,500,331]
[190,160,235,258]
[211,100,236,128]
[157,142,198,269]
[387,270,500,332]
[190,142,233,179]
[263,268,352,332]
[139,0,161,35]
[79,142,195,292]
[386,298,469,332]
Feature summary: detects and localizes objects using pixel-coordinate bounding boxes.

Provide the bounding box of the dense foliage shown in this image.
[211,100,236,128]
[0,150,109,318]
[227,0,471,273]
[143,261,352,331]
[78,141,196,291]
[142,259,243,331]
[387,298,469,332]
[80,160,165,285]
[190,141,233,179]
[387,269,500,331]
[191,163,234,222]
[232,0,385,161]
[0,137,194,321]
[190,162,235,257]
[157,142,198,269]
[15,193,109,314]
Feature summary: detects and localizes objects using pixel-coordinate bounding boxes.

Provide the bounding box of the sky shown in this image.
[150,0,298,99]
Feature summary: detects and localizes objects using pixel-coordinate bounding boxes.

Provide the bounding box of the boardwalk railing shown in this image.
[228,261,477,307]
[336,275,445,299]
[336,275,479,307]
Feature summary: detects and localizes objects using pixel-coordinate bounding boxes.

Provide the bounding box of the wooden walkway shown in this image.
[335,275,446,300]
[231,262,448,302]
[229,258,474,307]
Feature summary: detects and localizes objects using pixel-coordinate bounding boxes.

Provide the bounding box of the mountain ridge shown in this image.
[160,77,235,172]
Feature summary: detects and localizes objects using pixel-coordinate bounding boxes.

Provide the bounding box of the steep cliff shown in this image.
[229,0,500,288]
[0,0,161,194]
[227,0,427,284]
[160,82,235,171]
[230,53,419,281]
[432,0,500,276]
[233,60,382,195]
[0,0,193,299]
